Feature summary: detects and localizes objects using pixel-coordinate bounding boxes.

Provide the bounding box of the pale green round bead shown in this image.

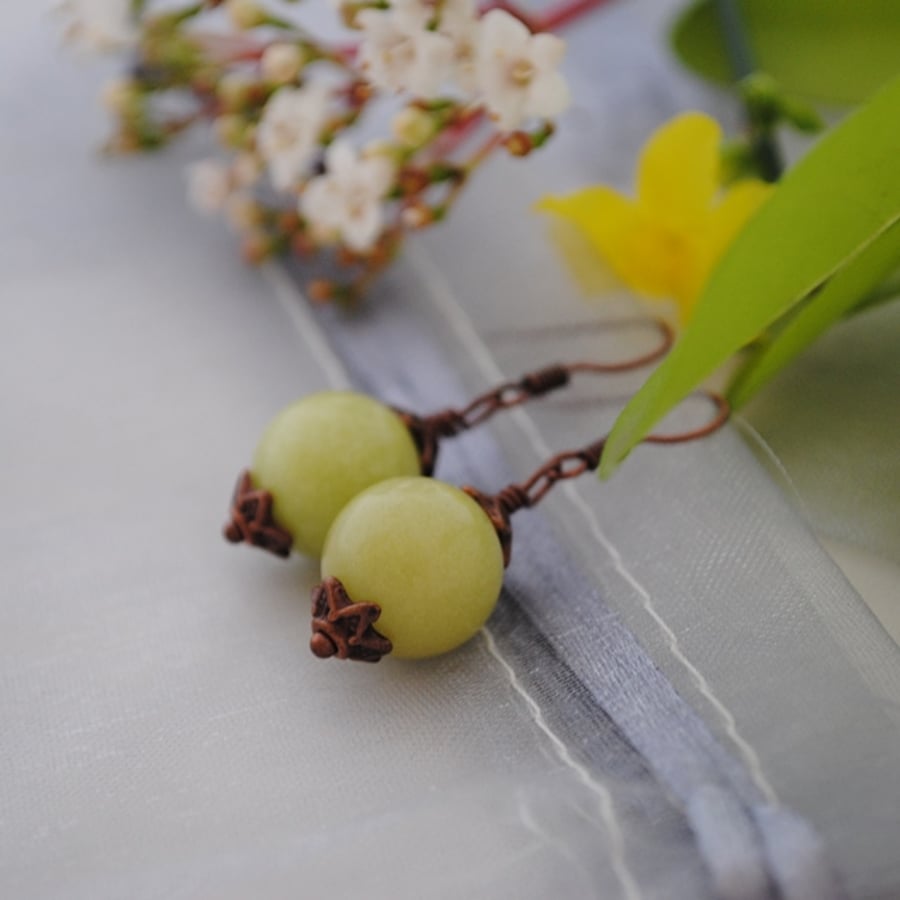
[252,391,421,558]
[321,477,505,659]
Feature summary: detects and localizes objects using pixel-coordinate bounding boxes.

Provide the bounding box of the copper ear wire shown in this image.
[309,391,728,662]
[396,318,675,475]
[226,318,681,560]
[464,392,729,566]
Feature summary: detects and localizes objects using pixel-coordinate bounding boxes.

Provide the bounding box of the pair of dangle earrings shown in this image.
[224,319,728,662]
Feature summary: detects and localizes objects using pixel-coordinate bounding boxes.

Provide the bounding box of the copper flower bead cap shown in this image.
[310,577,393,663]
[319,477,506,659]
[224,470,293,557]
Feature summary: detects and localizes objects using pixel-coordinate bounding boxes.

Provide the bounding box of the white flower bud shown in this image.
[261,43,305,84]
[391,106,437,148]
[60,0,137,53]
[217,72,255,111]
[362,139,395,161]
[226,0,267,30]
[214,114,246,148]
[225,192,263,232]
[101,78,138,115]
[401,204,432,229]
[187,159,232,215]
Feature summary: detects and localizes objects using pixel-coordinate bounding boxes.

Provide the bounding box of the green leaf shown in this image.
[672,0,900,104]
[599,74,900,479]
[728,223,900,406]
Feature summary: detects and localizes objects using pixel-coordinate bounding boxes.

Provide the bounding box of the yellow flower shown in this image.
[536,112,772,323]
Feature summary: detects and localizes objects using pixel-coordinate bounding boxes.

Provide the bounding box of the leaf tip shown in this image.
[597,430,632,481]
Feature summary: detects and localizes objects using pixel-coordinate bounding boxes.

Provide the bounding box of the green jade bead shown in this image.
[321,477,506,659]
[252,392,421,557]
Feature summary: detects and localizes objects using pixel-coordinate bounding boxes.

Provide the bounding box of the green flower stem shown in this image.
[263,13,300,30]
[156,3,205,27]
[713,0,753,78]
[713,0,783,181]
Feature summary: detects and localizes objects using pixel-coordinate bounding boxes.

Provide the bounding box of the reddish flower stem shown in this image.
[534,0,614,32]
[466,131,504,170]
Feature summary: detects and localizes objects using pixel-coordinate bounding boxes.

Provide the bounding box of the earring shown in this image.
[223,319,673,559]
[308,393,728,662]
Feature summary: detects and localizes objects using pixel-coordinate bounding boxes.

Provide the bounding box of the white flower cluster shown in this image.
[357,3,570,131]
[188,137,394,254]
[251,80,396,251]
[223,3,570,252]
[79,0,573,269]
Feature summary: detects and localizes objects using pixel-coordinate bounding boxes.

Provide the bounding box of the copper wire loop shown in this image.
[396,318,675,475]
[483,317,674,372]
[470,391,729,536]
[566,317,674,373]
[643,392,730,444]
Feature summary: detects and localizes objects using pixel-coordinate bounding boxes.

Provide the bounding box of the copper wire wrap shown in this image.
[396,318,675,475]
[466,392,730,566]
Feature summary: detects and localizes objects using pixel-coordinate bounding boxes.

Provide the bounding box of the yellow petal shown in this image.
[536,187,631,271]
[536,186,634,235]
[636,112,722,231]
[537,188,703,303]
[626,219,707,306]
[541,216,623,296]
[538,188,651,292]
[707,178,773,263]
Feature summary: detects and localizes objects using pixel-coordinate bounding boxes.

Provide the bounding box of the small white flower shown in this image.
[476,9,570,131]
[59,0,136,53]
[257,85,330,191]
[187,159,233,215]
[395,0,481,93]
[300,140,395,252]
[445,15,480,93]
[357,7,455,98]
[261,42,306,84]
[387,0,482,93]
